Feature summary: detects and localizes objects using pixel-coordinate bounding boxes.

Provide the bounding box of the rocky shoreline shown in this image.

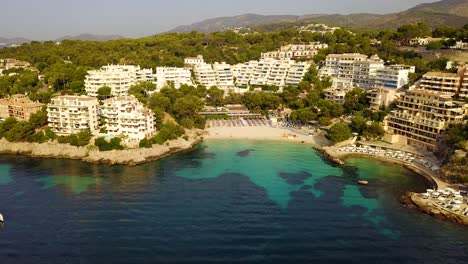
[318,144,468,226]
[400,192,468,226]
[0,130,204,166]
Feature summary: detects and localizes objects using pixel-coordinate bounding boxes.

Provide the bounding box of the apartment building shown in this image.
[373,65,415,89]
[231,61,258,87]
[261,43,328,60]
[266,60,291,87]
[286,62,311,85]
[324,87,353,104]
[85,65,154,97]
[193,63,218,88]
[419,72,461,94]
[155,67,193,90]
[385,90,467,152]
[367,87,398,110]
[0,94,44,120]
[47,96,99,135]
[212,62,235,88]
[460,67,468,99]
[320,53,385,89]
[100,96,156,142]
[249,59,276,86]
[233,58,310,89]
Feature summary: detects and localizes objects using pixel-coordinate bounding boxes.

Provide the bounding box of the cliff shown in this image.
[0,130,204,166]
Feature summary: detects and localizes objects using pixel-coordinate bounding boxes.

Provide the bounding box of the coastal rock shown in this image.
[410,194,468,226]
[399,192,417,209]
[0,130,203,166]
[316,147,345,165]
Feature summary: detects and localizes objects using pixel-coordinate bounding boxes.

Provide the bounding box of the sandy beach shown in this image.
[204,126,331,146]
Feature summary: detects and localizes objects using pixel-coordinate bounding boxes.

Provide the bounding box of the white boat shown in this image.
[0,213,3,223]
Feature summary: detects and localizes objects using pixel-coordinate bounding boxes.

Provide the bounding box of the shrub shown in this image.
[95,137,124,151]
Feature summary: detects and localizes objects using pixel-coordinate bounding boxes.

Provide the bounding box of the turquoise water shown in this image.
[0,140,467,264]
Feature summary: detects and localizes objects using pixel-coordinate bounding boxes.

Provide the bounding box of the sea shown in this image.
[0,139,467,264]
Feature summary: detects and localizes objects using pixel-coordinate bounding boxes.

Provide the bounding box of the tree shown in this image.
[0,117,18,138]
[172,95,204,120]
[350,114,368,134]
[28,109,48,128]
[318,117,332,126]
[148,93,171,112]
[290,108,317,123]
[97,86,112,98]
[344,88,368,113]
[327,123,352,143]
[206,86,224,107]
[363,122,385,139]
[70,81,85,94]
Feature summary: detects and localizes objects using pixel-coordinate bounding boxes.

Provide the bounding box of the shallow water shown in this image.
[0,140,466,264]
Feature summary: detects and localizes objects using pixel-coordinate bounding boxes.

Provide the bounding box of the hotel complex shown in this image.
[47,96,100,135]
[385,90,467,152]
[320,53,414,90]
[261,43,329,60]
[100,96,156,142]
[85,65,154,97]
[1,45,464,155]
[155,67,193,90]
[0,94,44,120]
[232,58,311,89]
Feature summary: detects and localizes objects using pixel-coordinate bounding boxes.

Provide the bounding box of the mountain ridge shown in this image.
[168,0,468,33]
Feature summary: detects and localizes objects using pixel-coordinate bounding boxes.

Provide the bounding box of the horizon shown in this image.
[2,0,440,40]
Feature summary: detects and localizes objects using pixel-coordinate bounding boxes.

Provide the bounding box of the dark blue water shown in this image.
[0,140,467,264]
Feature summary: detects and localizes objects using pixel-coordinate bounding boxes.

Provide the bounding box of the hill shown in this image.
[0,37,31,48]
[169,0,468,33]
[56,34,125,41]
[169,14,299,33]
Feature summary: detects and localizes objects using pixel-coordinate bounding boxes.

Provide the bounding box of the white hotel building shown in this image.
[47,96,99,135]
[374,65,415,89]
[100,96,156,142]
[213,62,235,88]
[261,42,329,60]
[231,61,258,87]
[85,65,154,97]
[320,53,385,89]
[155,67,193,90]
[235,58,310,88]
[193,62,218,88]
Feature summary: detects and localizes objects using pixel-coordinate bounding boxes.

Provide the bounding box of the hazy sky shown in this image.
[2,0,439,40]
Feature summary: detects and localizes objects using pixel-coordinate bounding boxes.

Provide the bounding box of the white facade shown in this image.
[155,67,193,90]
[286,62,311,85]
[461,67,468,99]
[325,87,354,104]
[47,96,99,135]
[101,96,156,141]
[231,61,257,87]
[249,59,276,86]
[232,58,310,88]
[261,42,328,60]
[193,63,218,88]
[373,65,415,89]
[320,53,386,89]
[213,62,235,88]
[367,87,398,110]
[85,65,154,97]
